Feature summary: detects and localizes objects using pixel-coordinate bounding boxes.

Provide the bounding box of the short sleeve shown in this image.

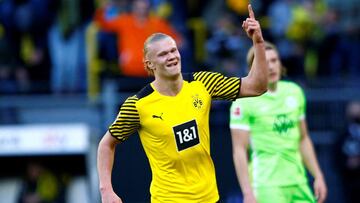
[108,95,140,142]
[229,99,251,131]
[193,71,241,101]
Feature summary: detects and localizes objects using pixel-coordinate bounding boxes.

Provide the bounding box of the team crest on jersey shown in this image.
[273,114,295,135]
[192,94,203,109]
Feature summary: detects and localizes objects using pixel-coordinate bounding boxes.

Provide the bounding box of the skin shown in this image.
[97,4,267,203]
[231,49,327,203]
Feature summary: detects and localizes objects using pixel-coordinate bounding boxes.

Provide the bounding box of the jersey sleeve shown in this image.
[229,100,251,131]
[193,71,241,101]
[108,95,140,142]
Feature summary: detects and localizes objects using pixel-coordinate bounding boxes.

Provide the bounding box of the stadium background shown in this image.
[1,0,359,202]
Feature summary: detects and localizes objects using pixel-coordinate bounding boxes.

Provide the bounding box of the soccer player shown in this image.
[229,41,327,203]
[97,4,267,203]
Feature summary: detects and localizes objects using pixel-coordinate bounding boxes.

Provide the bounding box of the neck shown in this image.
[268,82,278,92]
[153,74,183,96]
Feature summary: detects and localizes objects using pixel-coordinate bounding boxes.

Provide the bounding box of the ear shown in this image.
[146,61,155,70]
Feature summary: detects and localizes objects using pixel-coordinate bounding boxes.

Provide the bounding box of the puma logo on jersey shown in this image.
[152,113,163,120]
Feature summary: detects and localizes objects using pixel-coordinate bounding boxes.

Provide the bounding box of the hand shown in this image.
[242,4,264,44]
[313,176,327,203]
[243,193,257,203]
[101,190,123,203]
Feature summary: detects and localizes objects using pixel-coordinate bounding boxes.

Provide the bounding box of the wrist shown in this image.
[314,171,324,180]
[99,184,113,194]
[253,38,265,45]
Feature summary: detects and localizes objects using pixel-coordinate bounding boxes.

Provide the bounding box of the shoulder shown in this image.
[191,71,225,82]
[182,71,223,83]
[232,97,254,107]
[279,81,305,101]
[135,84,154,100]
[279,80,303,92]
[121,84,153,108]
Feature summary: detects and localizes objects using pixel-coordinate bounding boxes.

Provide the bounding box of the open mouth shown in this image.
[166,62,178,67]
[269,72,277,77]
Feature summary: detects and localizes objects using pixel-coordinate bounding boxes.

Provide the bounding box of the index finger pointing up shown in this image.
[248,4,255,19]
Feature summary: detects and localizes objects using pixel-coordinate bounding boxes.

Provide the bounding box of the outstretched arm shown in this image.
[97,131,123,203]
[299,120,327,203]
[240,4,267,97]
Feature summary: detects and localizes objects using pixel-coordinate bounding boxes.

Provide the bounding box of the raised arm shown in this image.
[97,131,123,203]
[239,4,267,97]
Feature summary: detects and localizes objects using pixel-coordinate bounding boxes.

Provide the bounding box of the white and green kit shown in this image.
[230,81,315,202]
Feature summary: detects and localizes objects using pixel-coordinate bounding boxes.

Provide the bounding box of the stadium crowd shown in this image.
[0,0,359,94]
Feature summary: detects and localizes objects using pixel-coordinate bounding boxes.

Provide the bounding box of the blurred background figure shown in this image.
[340,101,360,203]
[94,0,182,91]
[48,0,95,94]
[0,0,50,94]
[205,13,249,77]
[17,161,66,203]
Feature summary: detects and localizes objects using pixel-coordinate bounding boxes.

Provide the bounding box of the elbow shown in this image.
[250,73,268,96]
[257,85,268,96]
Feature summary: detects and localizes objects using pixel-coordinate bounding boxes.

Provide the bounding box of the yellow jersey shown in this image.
[109,71,241,202]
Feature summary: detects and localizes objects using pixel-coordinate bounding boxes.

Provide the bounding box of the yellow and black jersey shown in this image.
[109,71,241,203]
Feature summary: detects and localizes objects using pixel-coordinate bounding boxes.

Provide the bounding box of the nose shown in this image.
[268,61,275,71]
[168,52,177,61]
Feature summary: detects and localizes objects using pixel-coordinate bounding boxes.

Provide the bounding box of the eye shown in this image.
[158,52,167,57]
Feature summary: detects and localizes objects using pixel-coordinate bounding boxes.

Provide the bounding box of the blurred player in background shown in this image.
[97,4,268,203]
[229,41,327,203]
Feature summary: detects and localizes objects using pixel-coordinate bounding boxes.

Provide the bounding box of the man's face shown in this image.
[265,49,282,84]
[132,0,150,17]
[146,37,181,79]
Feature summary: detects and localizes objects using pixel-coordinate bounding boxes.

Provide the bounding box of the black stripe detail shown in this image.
[182,72,194,82]
[136,84,154,99]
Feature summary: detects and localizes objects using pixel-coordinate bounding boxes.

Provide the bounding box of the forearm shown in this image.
[233,149,254,195]
[97,137,116,193]
[249,41,267,93]
[300,136,323,179]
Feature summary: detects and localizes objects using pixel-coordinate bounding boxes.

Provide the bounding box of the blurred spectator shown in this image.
[96,0,127,64]
[0,0,56,94]
[48,0,94,94]
[317,0,360,78]
[267,0,298,78]
[0,0,32,93]
[94,0,182,80]
[340,101,360,203]
[17,162,66,203]
[316,8,342,77]
[205,13,250,77]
